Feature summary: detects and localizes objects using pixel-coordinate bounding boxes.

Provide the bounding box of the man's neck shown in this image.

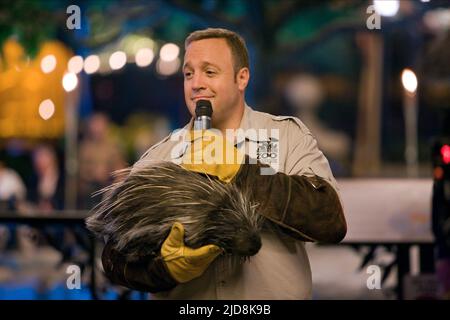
[213,104,245,136]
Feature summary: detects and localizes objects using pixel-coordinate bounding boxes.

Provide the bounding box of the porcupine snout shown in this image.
[233,231,262,257]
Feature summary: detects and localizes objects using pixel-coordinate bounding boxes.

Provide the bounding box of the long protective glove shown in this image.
[161,222,223,283]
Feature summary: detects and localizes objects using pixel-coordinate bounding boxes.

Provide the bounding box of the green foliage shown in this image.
[0,0,60,57]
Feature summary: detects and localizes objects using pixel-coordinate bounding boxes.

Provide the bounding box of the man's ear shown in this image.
[236,67,250,91]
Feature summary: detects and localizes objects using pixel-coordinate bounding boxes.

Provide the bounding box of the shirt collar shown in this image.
[239,104,270,142]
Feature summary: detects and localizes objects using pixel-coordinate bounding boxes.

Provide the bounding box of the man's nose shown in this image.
[191,73,206,91]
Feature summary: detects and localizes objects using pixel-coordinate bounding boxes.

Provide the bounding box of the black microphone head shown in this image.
[195,100,213,117]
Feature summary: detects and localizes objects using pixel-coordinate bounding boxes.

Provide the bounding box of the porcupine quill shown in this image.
[86,160,264,262]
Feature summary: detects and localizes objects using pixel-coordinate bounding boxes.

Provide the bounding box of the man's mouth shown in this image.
[192,96,213,102]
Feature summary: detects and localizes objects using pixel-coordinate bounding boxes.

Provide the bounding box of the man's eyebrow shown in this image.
[201,61,220,70]
[182,61,221,70]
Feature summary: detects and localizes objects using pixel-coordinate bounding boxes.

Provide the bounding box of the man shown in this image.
[78,113,127,209]
[101,28,346,299]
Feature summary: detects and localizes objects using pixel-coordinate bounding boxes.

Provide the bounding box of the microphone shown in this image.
[194,100,213,130]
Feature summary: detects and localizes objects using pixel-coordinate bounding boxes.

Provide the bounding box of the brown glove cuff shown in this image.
[102,241,178,293]
[232,158,346,243]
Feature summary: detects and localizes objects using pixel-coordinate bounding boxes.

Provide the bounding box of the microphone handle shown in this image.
[194,116,211,130]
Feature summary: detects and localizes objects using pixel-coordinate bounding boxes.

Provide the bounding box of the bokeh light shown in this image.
[109,51,127,70]
[62,72,78,92]
[402,69,418,93]
[84,55,100,74]
[373,0,400,17]
[156,57,181,76]
[135,48,154,67]
[68,55,84,74]
[38,99,55,120]
[40,54,57,73]
[160,43,179,62]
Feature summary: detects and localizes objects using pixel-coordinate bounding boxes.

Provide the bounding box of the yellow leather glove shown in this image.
[161,222,223,283]
[181,129,244,183]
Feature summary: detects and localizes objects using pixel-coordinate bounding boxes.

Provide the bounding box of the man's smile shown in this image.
[191,96,214,102]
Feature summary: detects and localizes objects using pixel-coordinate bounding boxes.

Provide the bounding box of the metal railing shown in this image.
[0,210,100,299]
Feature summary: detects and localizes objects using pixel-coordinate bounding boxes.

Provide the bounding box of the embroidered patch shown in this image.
[257,138,279,164]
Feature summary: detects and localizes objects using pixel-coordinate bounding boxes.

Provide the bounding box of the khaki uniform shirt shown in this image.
[134,105,339,299]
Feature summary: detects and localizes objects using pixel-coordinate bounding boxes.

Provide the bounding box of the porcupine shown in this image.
[86,160,264,262]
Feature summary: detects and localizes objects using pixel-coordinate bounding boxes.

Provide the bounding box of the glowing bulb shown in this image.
[160,43,179,62]
[62,72,78,92]
[373,0,400,17]
[39,99,55,120]
[41,54,57,73]
[68,55,84,74]
[156,58,180,76]
[441,145,450,164]
[135,48,154,67]
[84,55,100,74]
[109,51,127,70]
[402,69,418,94]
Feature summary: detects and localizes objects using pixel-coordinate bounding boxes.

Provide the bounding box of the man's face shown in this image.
[183,38,247,127]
